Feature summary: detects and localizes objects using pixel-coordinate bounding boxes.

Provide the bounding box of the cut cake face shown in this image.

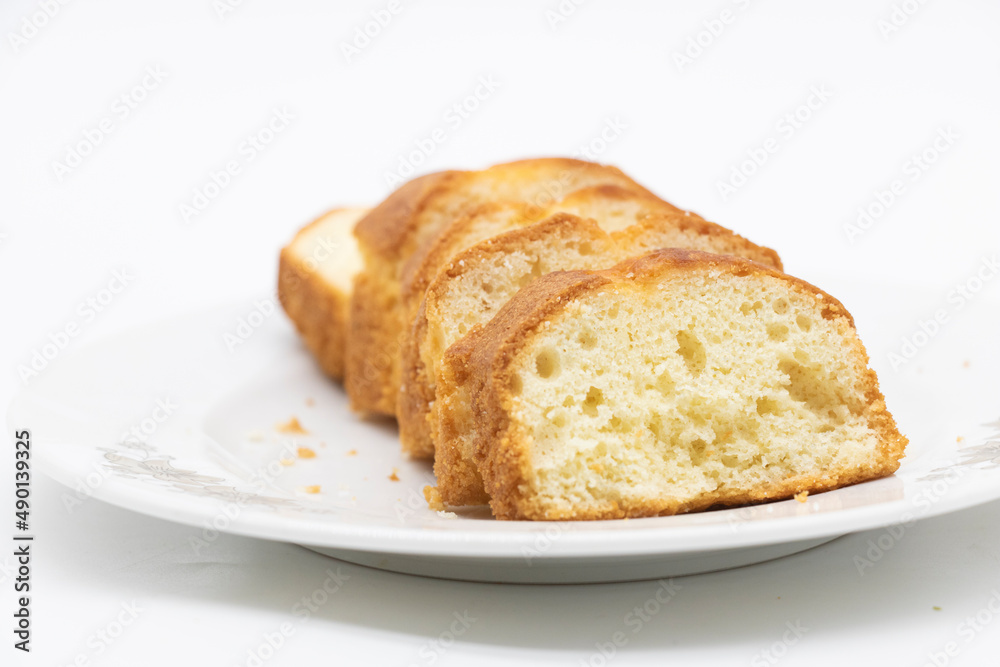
[278,207,369,381]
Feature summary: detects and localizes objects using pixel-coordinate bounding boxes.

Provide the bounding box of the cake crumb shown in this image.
[297,446,317,459]
[301,485,321,494]
[963,360,971,369]
[424,485,446,511]
[436,510,458,519]
[279,458,295,467]
[276,416,309,435]
[305,397,315,406]
[933,606,942,611]
[957,436,965,443]
[346,449,358,457]
[794,491,809,503]
[388,468,400,482]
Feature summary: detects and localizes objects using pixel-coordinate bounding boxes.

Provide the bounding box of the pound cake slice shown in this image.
[347,158,659,416]
[278,207,368,381]
[434,249,907,520]
[401,210,782,460]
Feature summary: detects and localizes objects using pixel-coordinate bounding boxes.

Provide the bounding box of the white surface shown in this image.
[1,0,999,663]
[9,297,1000,585]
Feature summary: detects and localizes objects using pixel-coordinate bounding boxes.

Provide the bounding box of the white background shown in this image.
[2,0,1000,665]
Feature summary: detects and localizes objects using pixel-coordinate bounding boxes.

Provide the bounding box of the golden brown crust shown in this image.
[278,208,361,381]
[399,298,439,456]
[353,171,460,262]
[437,249,907,520]
[347,158,662,417]
[345,270,397,414]
[617,214,784,272]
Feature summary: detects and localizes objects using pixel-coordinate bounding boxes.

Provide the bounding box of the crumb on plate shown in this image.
[424,485,445,511]
[297,446,316,459]
[794,491,809,503]
[279,458,295,467]
[276,416,309,435]
[388,468,400,482]
[305,397,315,406]
[301,485,321,494]
[346,449,357,457]
[436,510,458,519]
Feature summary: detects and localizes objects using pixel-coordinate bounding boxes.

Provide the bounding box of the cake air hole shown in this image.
[582,386,605,417]
[676,330,707,375]
[535,348,560,379]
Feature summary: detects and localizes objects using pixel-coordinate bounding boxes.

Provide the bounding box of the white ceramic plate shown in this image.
[9,286,1000,583]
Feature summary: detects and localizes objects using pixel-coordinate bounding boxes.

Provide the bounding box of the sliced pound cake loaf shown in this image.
[434,249,907,519]
[401,211,782,461]
[347,158,660,416]
[278,207,368,381]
